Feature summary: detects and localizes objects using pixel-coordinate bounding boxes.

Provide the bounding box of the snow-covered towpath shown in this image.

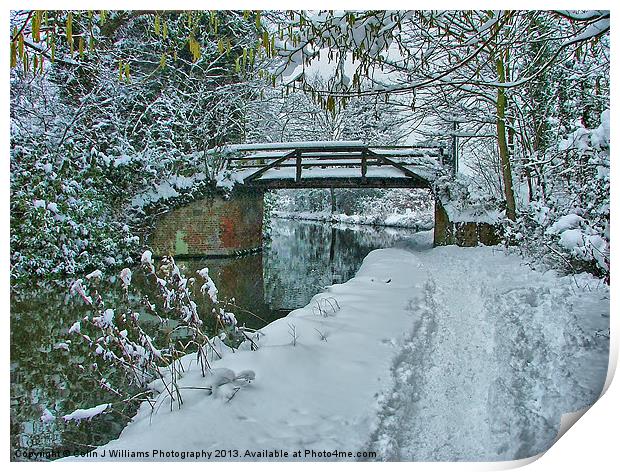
[370,233,609,460]
[65,231,609,462]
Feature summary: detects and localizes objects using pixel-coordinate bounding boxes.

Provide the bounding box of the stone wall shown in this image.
[149,189,264,257]
[433,200,502,247]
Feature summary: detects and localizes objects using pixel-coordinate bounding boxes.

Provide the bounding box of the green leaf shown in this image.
[32,11,41,42]
[255,11,261,30]
[66,12,73,52]
[18,34,24,59]
[10,41,17,68]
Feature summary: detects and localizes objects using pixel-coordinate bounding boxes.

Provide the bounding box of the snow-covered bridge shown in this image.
[219,140,448,189]
[148,141,500,258]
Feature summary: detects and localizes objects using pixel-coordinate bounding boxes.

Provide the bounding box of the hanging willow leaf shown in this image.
[125,63,130,82]
[100,10,106,25]
[79,37,84,57]
[10,41,17,68]
[159,52,167,69]
[154,14,160,35]
[262,31,269,50]
[66,12,73,53]
[32,11,41,42]
[189,36,201,62]
[18,33,24,59]
[326,95,335,113]
[255,11,261,30]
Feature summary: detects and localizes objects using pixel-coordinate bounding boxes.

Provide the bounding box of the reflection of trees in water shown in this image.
[264,219,420,311]
[10,289,139,460]
[264,220,333,311]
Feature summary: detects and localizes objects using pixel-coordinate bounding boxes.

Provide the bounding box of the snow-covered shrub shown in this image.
[10,11,258,288]
[50,254,258,427]
[433,173,505,225]
[10,127,141,287]
[508,109,610,280]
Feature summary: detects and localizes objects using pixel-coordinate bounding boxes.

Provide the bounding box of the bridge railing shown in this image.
[221,142,446,185]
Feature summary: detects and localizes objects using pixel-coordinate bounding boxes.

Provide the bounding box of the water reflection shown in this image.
[10,217,424,460]
[264,219,421,310]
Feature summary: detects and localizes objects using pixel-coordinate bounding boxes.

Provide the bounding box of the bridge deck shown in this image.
[217,141,447,190]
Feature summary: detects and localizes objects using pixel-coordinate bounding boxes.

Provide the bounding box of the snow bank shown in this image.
[62,238,608,462]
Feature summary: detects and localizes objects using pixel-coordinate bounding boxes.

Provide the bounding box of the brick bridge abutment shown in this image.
[149,188,265,257]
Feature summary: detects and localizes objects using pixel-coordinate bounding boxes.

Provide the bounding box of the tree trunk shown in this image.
[496,57,517,221]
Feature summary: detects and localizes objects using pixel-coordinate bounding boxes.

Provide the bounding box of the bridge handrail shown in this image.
[218,142,446,185]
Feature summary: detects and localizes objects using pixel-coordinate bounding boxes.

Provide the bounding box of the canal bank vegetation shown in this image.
[271,188,434,231]
[51,252,260,431]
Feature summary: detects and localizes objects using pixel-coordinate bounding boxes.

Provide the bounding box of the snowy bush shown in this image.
[508,109,610,280]
[47,254,259,427]
[433,173,505,225]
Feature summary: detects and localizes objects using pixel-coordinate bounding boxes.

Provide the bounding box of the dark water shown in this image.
[10,217,423,460]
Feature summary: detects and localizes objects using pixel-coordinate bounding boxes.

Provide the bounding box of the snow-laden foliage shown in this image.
[10,11,259,287]
[48,255,260,429]
[10,75,140,285]
[508,109,610,279]
[433,174,505,224]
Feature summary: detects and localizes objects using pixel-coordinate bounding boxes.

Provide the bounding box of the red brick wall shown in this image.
[149,189,264,257]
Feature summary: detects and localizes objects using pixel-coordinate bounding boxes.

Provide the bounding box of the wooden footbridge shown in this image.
[217,141,451,189]
[149,140,492,259]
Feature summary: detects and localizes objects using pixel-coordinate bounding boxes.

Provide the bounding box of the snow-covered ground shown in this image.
[64,231,609,461]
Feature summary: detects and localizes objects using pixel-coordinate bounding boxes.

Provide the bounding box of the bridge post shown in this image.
[434,198,502,247]
[295,151,302,182]
[434,199,454,246]
[451,121,459,175]
[361,150,368,181]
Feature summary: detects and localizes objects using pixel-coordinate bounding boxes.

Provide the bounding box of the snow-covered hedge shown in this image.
[509,109,610,280]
